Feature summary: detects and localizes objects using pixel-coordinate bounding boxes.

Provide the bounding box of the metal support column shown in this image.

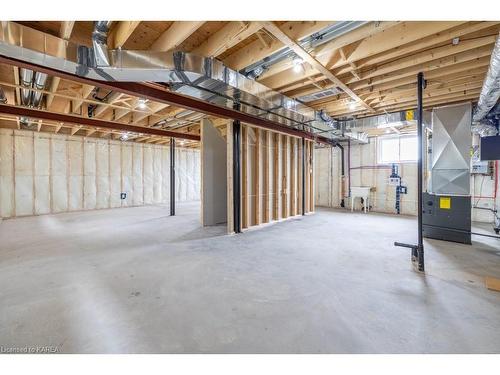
[394,72,425,272]
[335,143,345,207]
[233,102,242,233]
[170,137,175,216]
[302,137,306,215]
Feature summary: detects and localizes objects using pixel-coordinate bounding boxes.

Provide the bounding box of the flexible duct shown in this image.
[473,32,500,122]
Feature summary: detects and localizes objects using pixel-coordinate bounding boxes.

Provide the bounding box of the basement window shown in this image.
[377,135,417,164]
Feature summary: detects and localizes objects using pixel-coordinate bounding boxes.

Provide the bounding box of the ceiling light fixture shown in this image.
[138,98,148,109]
[292,57,304,73]
[348,101,357,111]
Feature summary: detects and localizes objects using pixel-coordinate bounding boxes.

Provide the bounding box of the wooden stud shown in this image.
[263,130,270,224]
[254,127,261,226]
[273,132,279,221]
[241,124,248,229]
[281,134,288,219]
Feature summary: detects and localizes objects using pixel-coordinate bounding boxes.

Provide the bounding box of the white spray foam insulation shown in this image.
[51,134,69,213]
[34,132,51,214]
[83,138,97,210]
[96,139,110,209]
[109,141,122,208]
[0,129,200,218]
[121,143,133,207]
[14,130,34,216]
[0,129,14,217]
[153,146,162,204]
[68,136,84,211]
[132,143,144,206]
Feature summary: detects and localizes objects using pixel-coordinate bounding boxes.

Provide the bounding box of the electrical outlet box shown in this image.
[471,161,489,174]
[389,177,401,186]
[120,193,127,200]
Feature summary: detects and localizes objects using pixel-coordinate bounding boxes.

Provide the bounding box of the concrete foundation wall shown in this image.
[315,140,499,223]
[0,129,200,218]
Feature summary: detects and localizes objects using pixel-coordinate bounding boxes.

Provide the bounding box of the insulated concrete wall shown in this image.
[315,139,500,223]
[315,140,419,216]
[0,129,200,218]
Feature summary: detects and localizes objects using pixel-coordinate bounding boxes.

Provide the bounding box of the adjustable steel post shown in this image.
[170,137,175,216]
[233,102,242,233]
[302,137,306,215]
[394,72,426,272]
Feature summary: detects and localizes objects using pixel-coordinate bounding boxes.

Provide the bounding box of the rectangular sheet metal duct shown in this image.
[430,103,472,195]
[0,21,346,144]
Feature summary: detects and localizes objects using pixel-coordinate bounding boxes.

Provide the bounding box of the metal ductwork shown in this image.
[31,72,48,107]
[19,68,48,108]
[0,21,362,143]
[92,21,113,67]
[240,21,368,79]
[18,67,48,127]
[20,68,34,106]
[473,32,500,122]
[430,102,472,196]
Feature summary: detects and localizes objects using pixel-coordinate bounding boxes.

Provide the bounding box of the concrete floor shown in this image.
[1,202,500,354]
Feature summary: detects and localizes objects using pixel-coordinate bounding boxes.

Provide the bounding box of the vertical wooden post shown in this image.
[281,134,288,219]
[263,130,270,224]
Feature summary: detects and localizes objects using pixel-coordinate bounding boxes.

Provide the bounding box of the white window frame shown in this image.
[377,135,418,164]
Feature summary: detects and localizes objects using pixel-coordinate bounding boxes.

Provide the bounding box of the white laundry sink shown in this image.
[350,186,372,213]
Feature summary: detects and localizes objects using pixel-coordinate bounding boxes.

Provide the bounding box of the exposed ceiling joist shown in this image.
[59,21,75,40]
[150,21,206,51]
[193,21,262,57]
[223,21,332,71]
[261,21,375,113]
[108,21,141,48]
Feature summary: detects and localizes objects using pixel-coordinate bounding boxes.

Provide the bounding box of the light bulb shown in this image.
[138,98,147,109]
[292,57,303,73]
[348,101,357,111]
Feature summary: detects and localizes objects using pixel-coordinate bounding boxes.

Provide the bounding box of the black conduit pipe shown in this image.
[335,143,345,207]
